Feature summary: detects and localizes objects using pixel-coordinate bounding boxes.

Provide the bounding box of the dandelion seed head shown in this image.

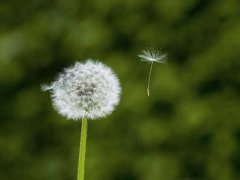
[42,60,121,120]
[138,48,167,63]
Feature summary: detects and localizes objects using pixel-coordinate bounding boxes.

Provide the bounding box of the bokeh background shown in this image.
[1,0,240,179]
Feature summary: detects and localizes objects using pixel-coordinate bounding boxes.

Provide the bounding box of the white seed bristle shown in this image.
[138,48,167,63]
[42,60,121,120]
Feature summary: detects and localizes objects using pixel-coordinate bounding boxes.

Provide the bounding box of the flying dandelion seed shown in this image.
[138,48,167,96]
[42,60,121,180]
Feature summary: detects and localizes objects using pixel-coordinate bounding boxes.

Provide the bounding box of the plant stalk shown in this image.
[77,118,88,180]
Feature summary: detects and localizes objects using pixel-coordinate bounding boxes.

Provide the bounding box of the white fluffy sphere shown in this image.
[42,60,121,120]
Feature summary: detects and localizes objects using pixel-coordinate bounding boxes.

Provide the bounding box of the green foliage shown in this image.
[0,0,240,179]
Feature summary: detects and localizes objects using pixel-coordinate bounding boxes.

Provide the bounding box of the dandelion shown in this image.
[138,48,167,96]
[42,60,121,180]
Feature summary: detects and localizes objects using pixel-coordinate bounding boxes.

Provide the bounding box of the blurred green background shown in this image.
[1,0,240,179]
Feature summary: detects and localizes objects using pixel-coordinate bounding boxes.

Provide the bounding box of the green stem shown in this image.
[78,118,88,180]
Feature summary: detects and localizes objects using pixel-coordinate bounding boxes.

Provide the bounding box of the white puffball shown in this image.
[42,60,121,120]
